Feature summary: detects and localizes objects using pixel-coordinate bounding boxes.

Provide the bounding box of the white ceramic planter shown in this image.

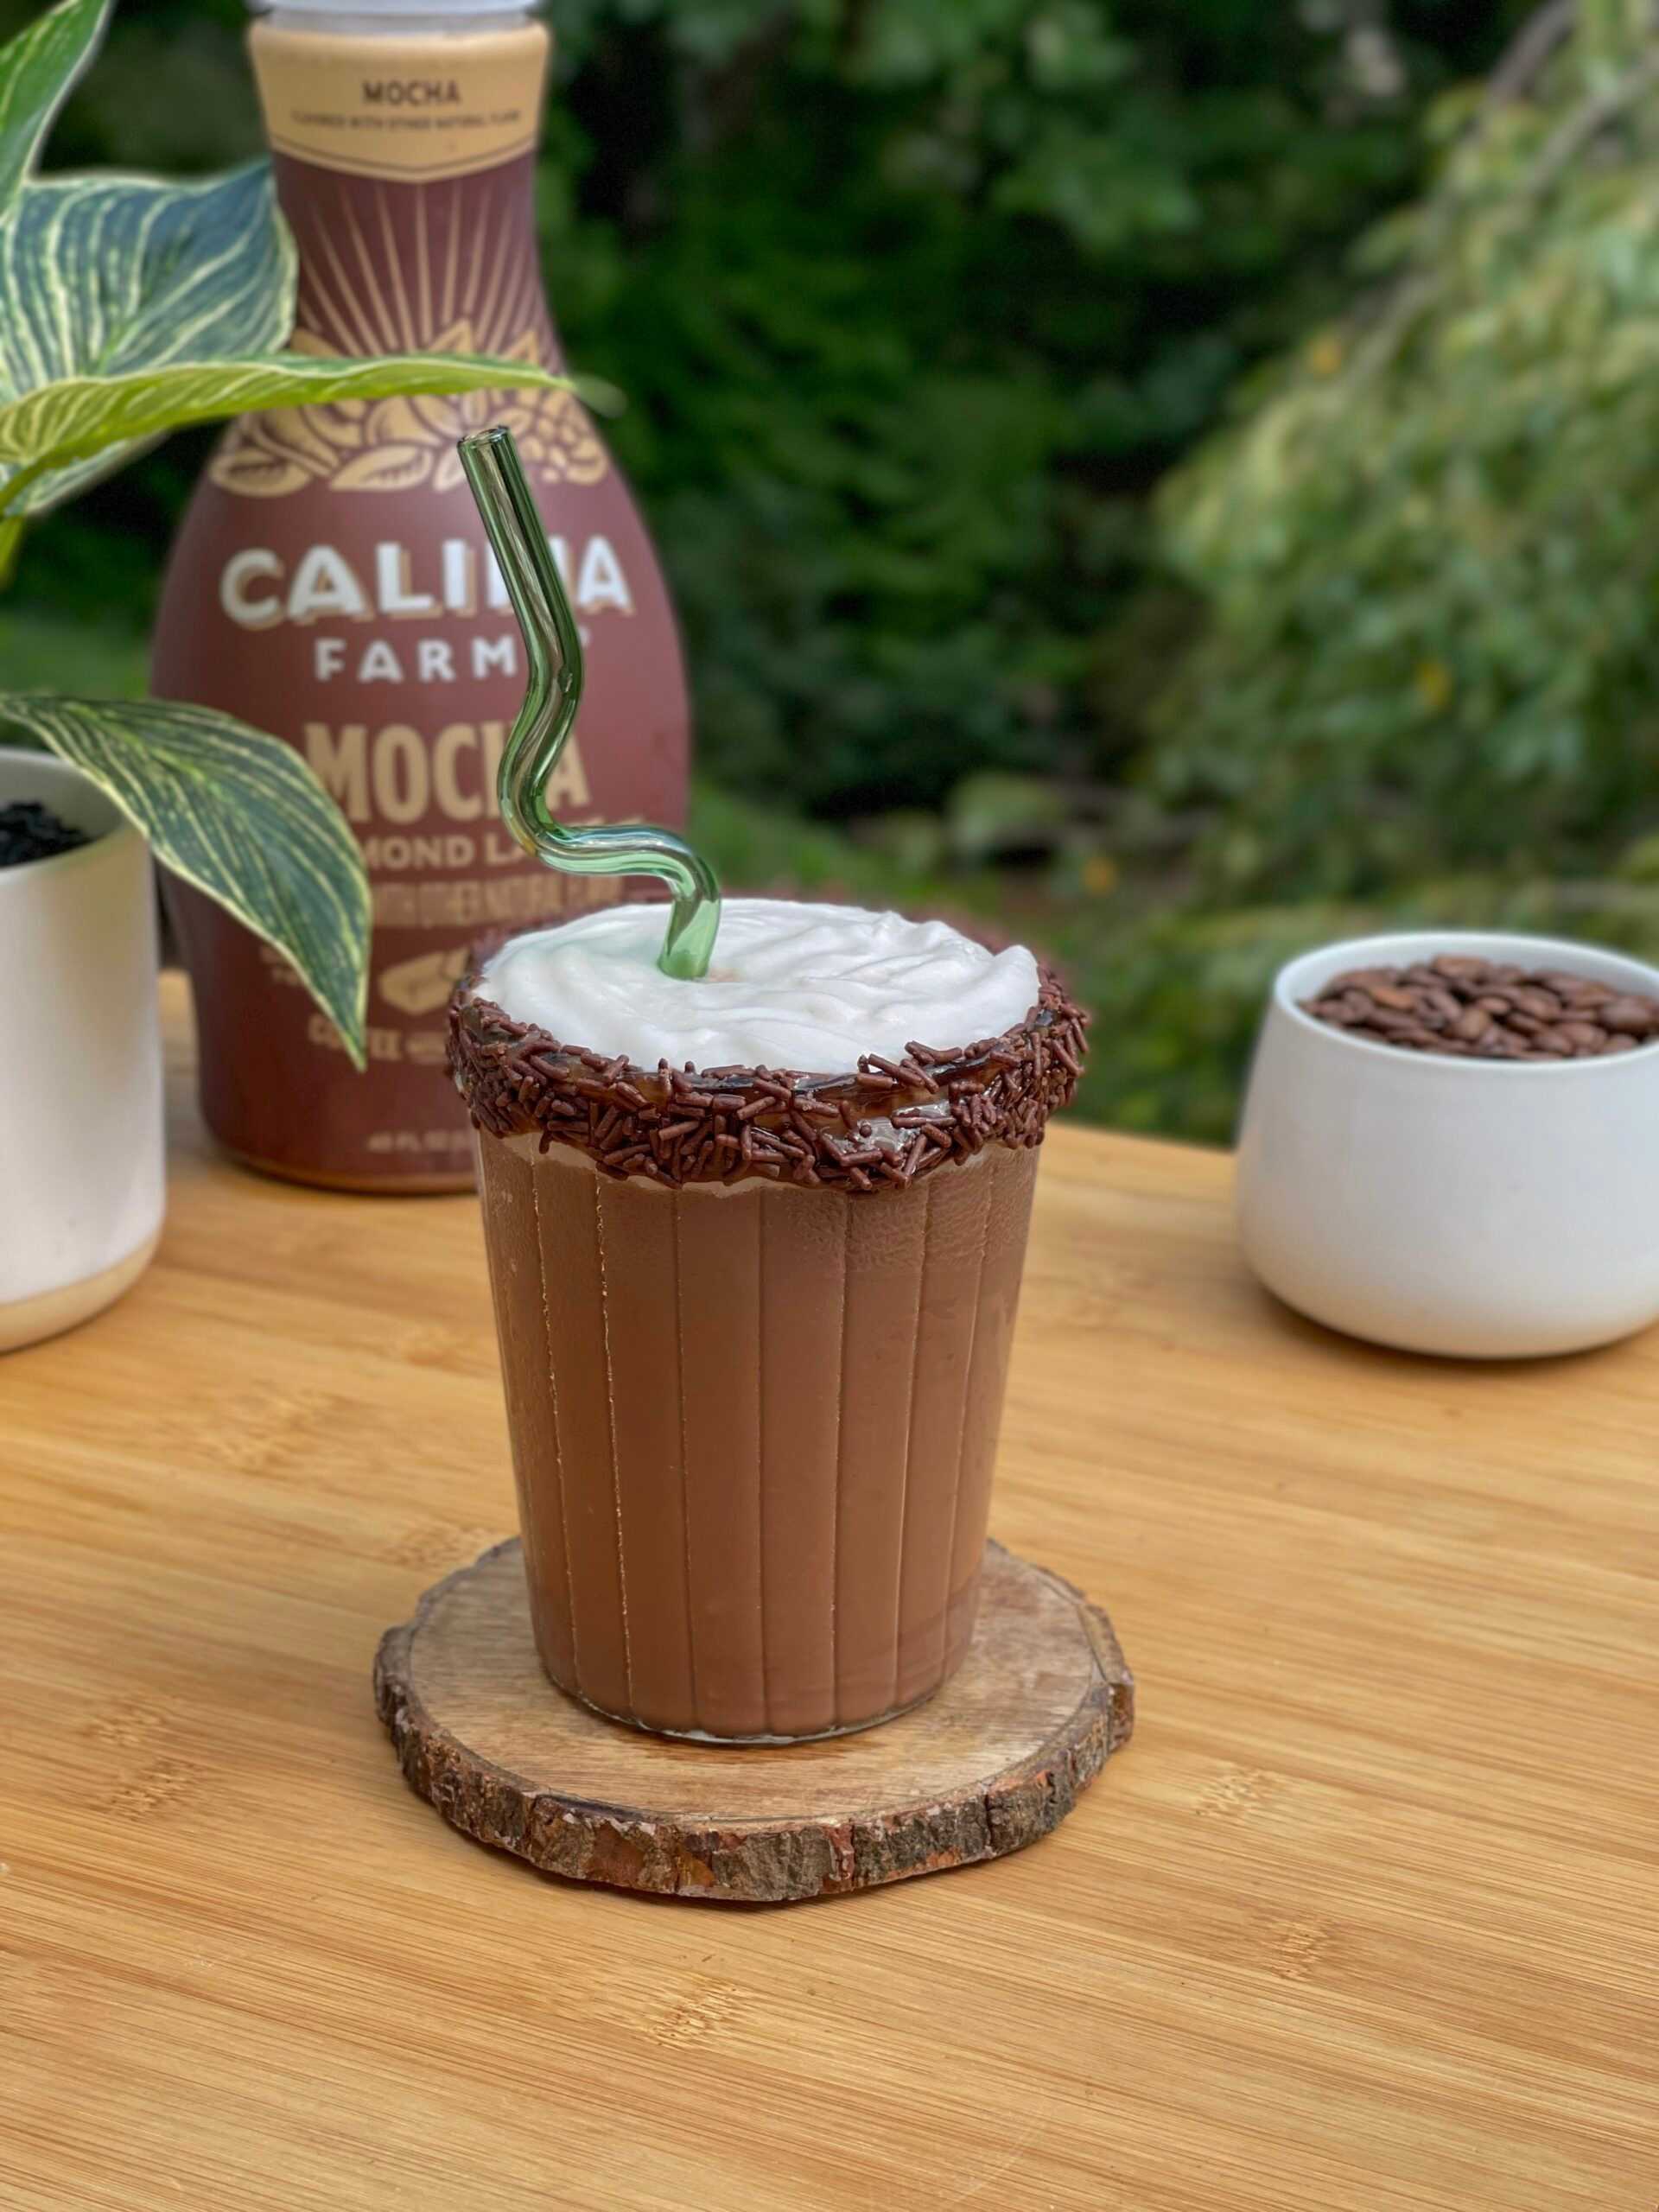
[1236,930,1659,1359]
[0,747,164,1351]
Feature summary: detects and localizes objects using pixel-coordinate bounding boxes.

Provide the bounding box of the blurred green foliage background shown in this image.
[13,0,1659,1141]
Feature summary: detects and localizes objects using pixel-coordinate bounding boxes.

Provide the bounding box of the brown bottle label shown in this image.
[151,20,691,1192]
[248,20,549,182]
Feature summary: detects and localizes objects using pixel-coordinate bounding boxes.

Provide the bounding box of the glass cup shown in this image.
[451,944,1083,1741]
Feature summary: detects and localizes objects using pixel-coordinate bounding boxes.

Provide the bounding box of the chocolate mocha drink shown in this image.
[152,0,690,1190]
[449,899,1087,1740]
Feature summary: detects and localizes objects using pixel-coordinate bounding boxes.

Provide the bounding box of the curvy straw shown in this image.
[457,424,721,981]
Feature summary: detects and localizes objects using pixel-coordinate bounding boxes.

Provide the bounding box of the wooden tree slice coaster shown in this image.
[375,1539,1134,1904]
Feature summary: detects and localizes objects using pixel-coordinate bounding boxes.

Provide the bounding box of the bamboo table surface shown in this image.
[3,976,1656,2212]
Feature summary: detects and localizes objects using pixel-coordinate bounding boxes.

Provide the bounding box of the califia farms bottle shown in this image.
[152,0,690,1191]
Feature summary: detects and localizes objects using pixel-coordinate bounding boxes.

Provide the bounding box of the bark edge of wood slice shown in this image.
[374,1538,1133,1905]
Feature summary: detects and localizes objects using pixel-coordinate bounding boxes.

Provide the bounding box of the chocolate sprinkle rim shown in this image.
[448,963,1089,1194]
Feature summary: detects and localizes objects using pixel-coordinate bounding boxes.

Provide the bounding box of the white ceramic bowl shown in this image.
[1236,930,1659,1358]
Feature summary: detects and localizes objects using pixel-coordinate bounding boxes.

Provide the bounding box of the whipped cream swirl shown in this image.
[479,898,1041,1074]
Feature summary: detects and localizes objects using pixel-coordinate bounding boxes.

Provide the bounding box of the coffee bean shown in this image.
[1300,957,1659,1065]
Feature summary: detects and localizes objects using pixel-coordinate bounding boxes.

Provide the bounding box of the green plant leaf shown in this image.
[0,690,372,1066]
[0,165,290,385]
[0,0,108,221]
[0,160,575,515]
[0,162,295,510]
[0,347,575,519]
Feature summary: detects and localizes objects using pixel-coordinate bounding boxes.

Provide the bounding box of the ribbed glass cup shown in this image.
[474,1128,1039,1742]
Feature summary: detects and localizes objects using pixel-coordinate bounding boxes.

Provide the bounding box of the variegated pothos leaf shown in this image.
[0,0,108,221]
[0,691,372,1066]
[0,347,576,516]
[0,162,295,511]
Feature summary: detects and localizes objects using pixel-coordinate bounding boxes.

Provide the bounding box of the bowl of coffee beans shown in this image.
[1236,932,1659,1357]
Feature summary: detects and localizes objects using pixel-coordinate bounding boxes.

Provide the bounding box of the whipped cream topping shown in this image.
[479,898,1042,1074]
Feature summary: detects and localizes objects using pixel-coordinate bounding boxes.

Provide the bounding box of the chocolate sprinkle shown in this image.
[448,962,1089,1195]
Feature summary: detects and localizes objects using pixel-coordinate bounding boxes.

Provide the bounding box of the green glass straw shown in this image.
[457,424,721,982]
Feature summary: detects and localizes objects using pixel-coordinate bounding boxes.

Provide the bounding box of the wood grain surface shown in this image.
[375,1537,1133,1901]
[1,976,1656,2211]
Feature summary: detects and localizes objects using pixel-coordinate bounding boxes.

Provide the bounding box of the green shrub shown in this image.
[1154,12,1659,899]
